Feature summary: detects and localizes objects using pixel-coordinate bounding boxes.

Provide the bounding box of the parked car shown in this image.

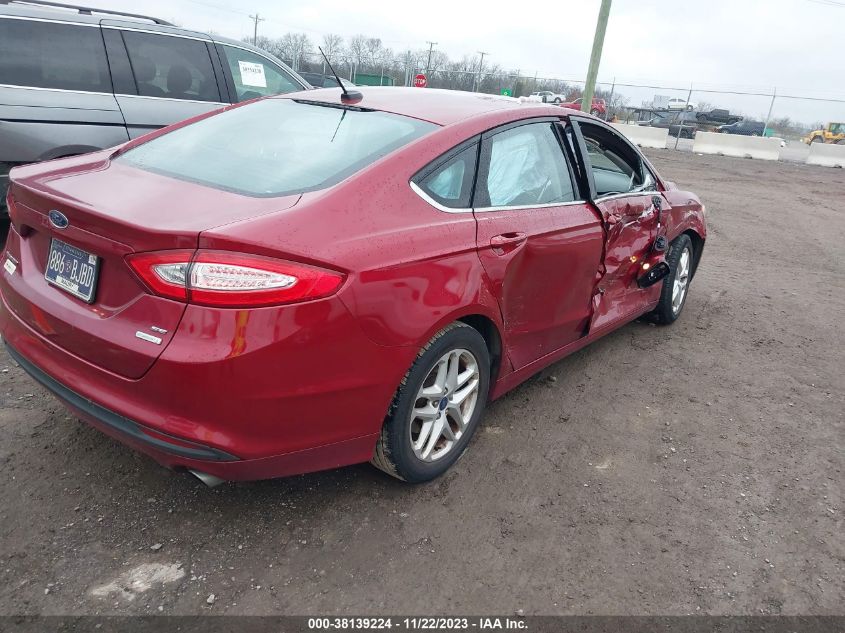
[717,120,765,136]
[1,88,706,485]
[668,112,700,138]
[526,90,565,103]
[298,72,357,90]
[696,109,742,125]
[629,109,675,127]
[559,97,607,117]
[0,0,310,219]
[667,98,696,111]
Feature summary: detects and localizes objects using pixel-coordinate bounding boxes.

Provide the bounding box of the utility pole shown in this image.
[248,13,264,46]
[764,87,777,137]
[605,76,615,121]
[674,83,693,150]
[581,0,612,114]
[425,41,438,80]
[473,51,488,92]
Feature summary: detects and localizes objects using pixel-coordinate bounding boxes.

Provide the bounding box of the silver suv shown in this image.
[0,0,311,218]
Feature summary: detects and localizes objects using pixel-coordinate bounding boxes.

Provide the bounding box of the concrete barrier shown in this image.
[692,132,781,161]
[610,123,669,149]
[806,142,845,168]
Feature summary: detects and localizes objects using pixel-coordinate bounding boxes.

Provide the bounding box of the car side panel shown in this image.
[0,86,130,163]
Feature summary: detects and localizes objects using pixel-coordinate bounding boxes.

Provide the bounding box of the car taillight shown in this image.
[127,250,345,307]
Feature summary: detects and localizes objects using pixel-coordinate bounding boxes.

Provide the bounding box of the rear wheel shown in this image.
[372,323,490,483]
[553,97,562,104]
[647,234,694,325]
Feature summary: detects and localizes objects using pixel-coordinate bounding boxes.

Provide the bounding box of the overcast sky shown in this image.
[83,0,845,123]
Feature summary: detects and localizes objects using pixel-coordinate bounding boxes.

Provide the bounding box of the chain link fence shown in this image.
[269,48,844,141]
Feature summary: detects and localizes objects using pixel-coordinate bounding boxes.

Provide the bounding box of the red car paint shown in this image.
[559,98,607,116]
[0,88,705,481]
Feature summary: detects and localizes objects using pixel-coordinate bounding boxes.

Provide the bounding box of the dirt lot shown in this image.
[0,151,842,616]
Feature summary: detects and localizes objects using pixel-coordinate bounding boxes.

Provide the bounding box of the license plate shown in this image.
[44,239,99,303]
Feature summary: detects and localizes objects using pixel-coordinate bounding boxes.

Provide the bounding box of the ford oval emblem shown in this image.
[48,210,69,229]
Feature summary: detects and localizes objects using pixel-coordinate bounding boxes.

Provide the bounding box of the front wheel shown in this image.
[372,322,490,483]
[647,234,694,325]
[590,108,601,116]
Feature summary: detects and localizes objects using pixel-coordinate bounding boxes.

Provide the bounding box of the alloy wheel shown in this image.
[409,349,480,462]
[671,247,691,315]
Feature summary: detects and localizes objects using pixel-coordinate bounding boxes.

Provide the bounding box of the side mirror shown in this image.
[637,261,671,288]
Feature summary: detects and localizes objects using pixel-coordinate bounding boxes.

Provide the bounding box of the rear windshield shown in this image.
[117,99,437,196]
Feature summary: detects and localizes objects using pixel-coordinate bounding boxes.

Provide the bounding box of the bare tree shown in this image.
[277,33,312,71]
[364,37,383,67]
[321,34,343,63]
[427,50,449,76]
[346,35,368,73]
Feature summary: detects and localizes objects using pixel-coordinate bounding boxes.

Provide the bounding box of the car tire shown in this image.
[553,97,561,104]
[646,234,694,325]
[371,322,491,483]
[590,108,600,116]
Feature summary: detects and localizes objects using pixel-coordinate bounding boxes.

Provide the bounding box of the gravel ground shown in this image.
[0,150,842,616]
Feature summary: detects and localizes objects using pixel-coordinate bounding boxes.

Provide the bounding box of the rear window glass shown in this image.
[0,19,110,92]
[117,99,436,196]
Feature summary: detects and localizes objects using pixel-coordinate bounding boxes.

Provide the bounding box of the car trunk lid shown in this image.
[2,154,299,379]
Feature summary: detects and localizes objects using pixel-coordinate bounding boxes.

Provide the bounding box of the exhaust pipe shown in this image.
[189,469,226,488]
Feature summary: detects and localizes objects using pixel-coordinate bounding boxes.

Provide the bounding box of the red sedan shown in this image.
[559,97,607,117]
[0,88,706,485]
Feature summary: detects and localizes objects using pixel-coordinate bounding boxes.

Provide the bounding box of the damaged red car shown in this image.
[0,88,706,485]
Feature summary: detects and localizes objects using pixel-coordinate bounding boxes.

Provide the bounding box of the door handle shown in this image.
[490,232,527,253]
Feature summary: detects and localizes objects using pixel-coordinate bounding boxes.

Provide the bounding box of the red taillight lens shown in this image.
[126,250,193,301]
[127,250,344,307]
[188,251,344,307]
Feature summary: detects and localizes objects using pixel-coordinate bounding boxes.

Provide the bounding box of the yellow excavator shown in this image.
[803,122,845,144]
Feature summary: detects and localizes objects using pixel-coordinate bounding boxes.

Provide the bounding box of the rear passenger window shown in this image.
[122,31,220,102]
[480,123,576,208]
[0,19,111,92]
[414,145,477,209]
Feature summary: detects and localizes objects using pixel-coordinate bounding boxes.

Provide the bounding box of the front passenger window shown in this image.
[579,123,645,197]
[221,46,303,102]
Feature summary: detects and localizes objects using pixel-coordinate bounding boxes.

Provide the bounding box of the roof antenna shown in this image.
[318,46,362,103]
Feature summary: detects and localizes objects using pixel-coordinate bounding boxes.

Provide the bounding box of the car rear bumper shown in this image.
[5,341,238,462]
[0,285,414,481]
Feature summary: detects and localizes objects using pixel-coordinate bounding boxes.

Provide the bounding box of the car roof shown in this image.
[0,2,170,26]
[276,87,538,126]
[0,4,309,87]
